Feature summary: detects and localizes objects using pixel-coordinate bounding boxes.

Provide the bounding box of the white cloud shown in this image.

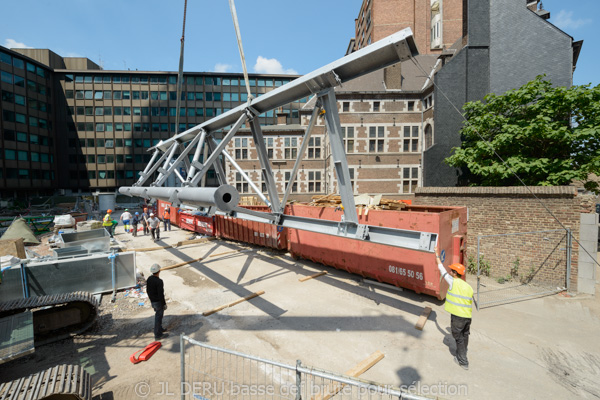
[253,56,297,75]
[4,39,32,49]
[214,63,233,73]
[553,10,591,30]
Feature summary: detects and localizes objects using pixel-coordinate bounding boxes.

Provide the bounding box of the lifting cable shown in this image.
[229,0,253,103]
[174,0,188,137]
[409,57,600,270]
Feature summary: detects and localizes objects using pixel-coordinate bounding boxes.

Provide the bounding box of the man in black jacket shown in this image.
[147,263,168,340]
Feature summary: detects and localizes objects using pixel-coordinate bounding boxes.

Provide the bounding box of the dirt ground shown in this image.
[1,224,599,399]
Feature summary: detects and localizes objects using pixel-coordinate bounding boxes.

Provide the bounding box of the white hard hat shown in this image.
[150,264,161,274]
[150,213,154,216]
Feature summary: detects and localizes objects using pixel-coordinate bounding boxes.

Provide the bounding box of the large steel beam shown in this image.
[120,185,239,212]
[151,28,417,151]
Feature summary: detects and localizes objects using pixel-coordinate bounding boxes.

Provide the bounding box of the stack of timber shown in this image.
[308,194,408,211]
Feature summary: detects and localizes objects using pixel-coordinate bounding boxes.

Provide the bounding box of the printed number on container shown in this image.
[388,265,423,280]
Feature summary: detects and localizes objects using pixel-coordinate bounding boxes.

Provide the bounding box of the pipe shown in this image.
[119,185,240,213]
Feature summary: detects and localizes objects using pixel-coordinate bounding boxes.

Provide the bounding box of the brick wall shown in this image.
[414,186,597,291]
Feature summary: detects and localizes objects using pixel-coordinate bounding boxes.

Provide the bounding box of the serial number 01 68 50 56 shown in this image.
[388,265,423,280]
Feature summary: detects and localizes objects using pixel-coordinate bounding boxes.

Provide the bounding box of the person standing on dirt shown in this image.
[131,212,140,237]
[120,209,132,233]
[147,263,168,340]
[435,245,474,371]
[141,208,150,236]
[148,213,160,241]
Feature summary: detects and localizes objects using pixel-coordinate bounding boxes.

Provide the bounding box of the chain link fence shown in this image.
[474,229,571,308]
[180,336,441,400]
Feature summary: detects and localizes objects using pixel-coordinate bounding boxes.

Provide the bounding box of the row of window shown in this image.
[2,110,51,129]
[341,100,421,113]
[68,154,153,164]
[2,90,50,112]
[67,89,308,104]
[76,121,200,133]
[2,149,53,163]
[234,170,324,194]
[0,168,54,180]
[70,105,289,118]
[66,74,293,87]
[1,129,52,146]
[0,51,48,77]
[70,138,160,149]
[1,72,49,95]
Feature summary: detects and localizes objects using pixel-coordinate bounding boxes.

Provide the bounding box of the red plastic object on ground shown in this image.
[285,204,467,299]
[214,206,286,250]
[130,341,162,364]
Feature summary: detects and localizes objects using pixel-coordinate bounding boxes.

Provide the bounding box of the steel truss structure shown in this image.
[120,28,437,252]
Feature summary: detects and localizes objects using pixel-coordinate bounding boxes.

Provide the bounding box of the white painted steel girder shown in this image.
[119,185,239,212]
[151,28,417,151]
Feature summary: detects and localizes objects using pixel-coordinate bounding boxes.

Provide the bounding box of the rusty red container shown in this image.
[214,206,286,250]
[285,204,467,299]
[156,200,181,227]
[178,212,197,232]
[195,215,215,236]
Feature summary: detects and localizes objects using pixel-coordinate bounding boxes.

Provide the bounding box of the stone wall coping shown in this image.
[415,186,578,197]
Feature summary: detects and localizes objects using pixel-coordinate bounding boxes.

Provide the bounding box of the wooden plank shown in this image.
[130,245,173,252]
[176,237,215,247]
[203,291,265,316]
[208,249,249,258]
[414,306,433,331]
[313,351,385,400]
[160,257,204,271]
[299,271,328,282]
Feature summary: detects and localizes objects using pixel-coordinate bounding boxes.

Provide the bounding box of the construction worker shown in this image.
[141,208,149,235]
[162,206,171,231]
[435,246,473,371]
[102,209,115,238]
[148,213,160,241]
[120,209,132,233]
[147,263,168,340]
[131,212,140,237]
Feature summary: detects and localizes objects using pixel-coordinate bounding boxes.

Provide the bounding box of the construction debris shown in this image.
[414,306,433,331]
[309,194,408,211]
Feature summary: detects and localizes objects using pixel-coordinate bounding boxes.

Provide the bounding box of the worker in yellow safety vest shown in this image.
[435,246,473,371]
[102,209,115,238]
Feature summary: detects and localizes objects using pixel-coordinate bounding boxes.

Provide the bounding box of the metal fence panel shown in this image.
[181,336,432,400]
[475,229,570,308]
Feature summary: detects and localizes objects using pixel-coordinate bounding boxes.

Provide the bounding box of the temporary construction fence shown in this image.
[180,336,443,400]
[475,229,571,308]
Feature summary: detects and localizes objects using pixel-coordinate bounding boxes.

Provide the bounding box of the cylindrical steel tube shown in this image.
[119,185,240,212]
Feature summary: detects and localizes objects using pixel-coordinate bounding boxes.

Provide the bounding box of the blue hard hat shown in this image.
[135,212,139,215]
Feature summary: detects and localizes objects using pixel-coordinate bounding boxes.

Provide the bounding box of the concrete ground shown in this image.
[1,224,599,399]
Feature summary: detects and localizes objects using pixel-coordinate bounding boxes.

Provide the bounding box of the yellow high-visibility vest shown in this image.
[102,213,113,226]
[444,278,473,318]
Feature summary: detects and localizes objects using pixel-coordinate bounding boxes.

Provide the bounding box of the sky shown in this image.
[0,0,597,87]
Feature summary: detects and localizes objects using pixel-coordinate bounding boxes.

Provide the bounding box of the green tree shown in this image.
[445,76,600,193]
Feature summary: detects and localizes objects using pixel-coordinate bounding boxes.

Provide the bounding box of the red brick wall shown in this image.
[414,186,597,291]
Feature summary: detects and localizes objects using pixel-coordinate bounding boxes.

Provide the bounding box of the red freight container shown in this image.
[285,204,467,299]
[156,200,181,227]
[195,215,215,236]
[214,206,287,250]
[178,212,196,232]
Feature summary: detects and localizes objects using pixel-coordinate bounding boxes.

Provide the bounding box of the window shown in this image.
[234,137,249,159]
[235,172,249,193]
[307,137,321,159]
[373,101,380,112]
[16,132,27,142]
[5,149,16,160]
[402,167,419,193]
[342,102,350,112]
[342,126,354,154]
[423,95,433,110]
[308,171,322,192]
[264,137,274,159]
[424,124,433,150]
[407,101,415,111]
[403,126,420,152]
[369,126,385,152]
[284,171,297,193]
[94,91,103,100]
[284,137,298,159]
[0,52,12,65]
[1,71,12,84]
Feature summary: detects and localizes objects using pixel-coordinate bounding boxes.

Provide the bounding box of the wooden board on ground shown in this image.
[130,245,173,252]
[160,257,204,271]
[299,271,327,282]
[313,351,385,400]
[176,237,215,247]
[414,306,433,331]
[203,291,265,316]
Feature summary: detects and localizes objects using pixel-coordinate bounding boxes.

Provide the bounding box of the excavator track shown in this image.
[0,364,91,400]
[0,291,99,346]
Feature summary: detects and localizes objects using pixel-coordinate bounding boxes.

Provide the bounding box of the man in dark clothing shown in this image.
[147,263,168,340]
[131,212,140,237]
